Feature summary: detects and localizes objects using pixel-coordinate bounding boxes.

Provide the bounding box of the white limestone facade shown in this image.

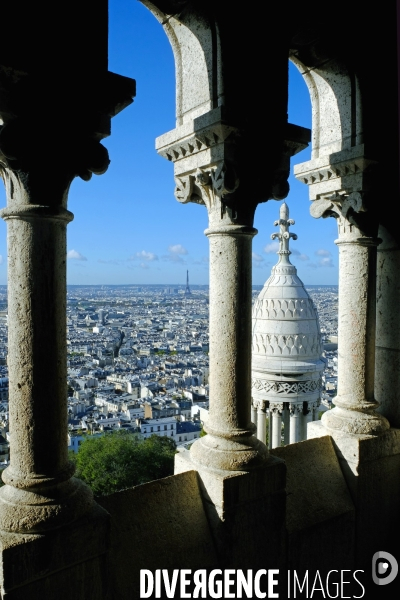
[252,203,325,448]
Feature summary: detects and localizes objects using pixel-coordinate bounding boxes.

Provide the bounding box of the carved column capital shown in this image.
[158,108,310,229]
[307,400,320,412]
[294,145,379,238]
[254,399,268,412]
[0,69,135,200]
[174,161,245,227]
[310,190,380,241]
[270,404,284,415]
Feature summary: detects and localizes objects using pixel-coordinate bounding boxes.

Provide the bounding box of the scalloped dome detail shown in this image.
[252,203,324,378]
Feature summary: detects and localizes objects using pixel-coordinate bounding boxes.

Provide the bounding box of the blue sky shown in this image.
[0,0,338,286]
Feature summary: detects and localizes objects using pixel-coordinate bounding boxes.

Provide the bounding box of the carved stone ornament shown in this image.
[310,191,364,222]
[174,174,194,204]
[252,378,322,394]
[269,403,284,414]
[307,400,320,411]
[158,121,237,165]
[210,162,239,198]
[310,190,381,240]
[252,332,322,357]
[252,297,317,320]
[271,201,298,252]
[294,147,377,198]
[174,161,239,210]
[0,69,135,187]
[253,399,268,411]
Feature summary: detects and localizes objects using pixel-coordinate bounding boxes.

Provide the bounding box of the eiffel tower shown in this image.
[185,270,192,297]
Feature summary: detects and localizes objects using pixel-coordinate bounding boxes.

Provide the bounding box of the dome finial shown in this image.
[271,202,297,255]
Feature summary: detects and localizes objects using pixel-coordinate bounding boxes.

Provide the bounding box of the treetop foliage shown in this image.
[70,431,177,497]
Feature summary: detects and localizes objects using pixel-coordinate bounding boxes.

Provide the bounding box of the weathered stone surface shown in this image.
[0,503,108,599]
[290,54,362,159]
[375,347,400,427]
[271,436,354,533]
[304,207,389,437]
[2,557,106,600]
[0,203,95,533]
[308,423,400,565]
[188,222,272,471]
[97,471,218,598]
[175,451,286,569]
[271,436,355,572]
[294,146,375,199]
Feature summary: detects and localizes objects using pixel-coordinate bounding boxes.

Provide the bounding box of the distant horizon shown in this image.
[0,283,339,288]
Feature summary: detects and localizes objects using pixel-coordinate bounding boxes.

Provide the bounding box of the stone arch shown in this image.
[141,1,222,126]
[290,54,362,159]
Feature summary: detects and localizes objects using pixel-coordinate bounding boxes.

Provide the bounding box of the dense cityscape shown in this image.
[0,282,338,465]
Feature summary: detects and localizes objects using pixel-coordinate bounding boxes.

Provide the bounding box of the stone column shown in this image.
[270,406,282,449]
[301,405,313,441]
[256,401,267,445]
[282,404,290,445]
[268,410,273,449]
[251,401,258,432]
[295,157,400,564]
[298,411,305,442]
[321,217,389,436]
[0,58,135,597]
[289,405,301,444]
[172,164,286,569]
[157,110,309,566]
[190,192,268,470]
[375,224,400,428]
[0,174,93,533]
[305,405,314,437]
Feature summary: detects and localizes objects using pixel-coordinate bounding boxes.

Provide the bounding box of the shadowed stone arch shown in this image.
[142,1,221,126]
[290,54,362,158]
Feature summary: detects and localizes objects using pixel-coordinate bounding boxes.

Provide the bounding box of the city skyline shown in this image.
[0,0,339,286]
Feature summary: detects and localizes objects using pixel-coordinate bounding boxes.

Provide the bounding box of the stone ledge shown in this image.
[97,470,218,598]
[308,421,400,464]
[271,436,355,572]
[175,449,286,509]
[271,436,354,533]
[174,450,287,569]
[0,502,109,595]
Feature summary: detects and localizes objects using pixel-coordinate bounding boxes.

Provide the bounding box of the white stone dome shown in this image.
[252,203,324,406]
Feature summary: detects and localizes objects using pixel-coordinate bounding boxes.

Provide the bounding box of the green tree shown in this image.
[72,431,176,497]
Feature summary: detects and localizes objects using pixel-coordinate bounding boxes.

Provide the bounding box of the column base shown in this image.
[321,405,389,436]
[175,449,286,568]
[0,476,93,534]
[189,432,269,472]
[308,421,400,565]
